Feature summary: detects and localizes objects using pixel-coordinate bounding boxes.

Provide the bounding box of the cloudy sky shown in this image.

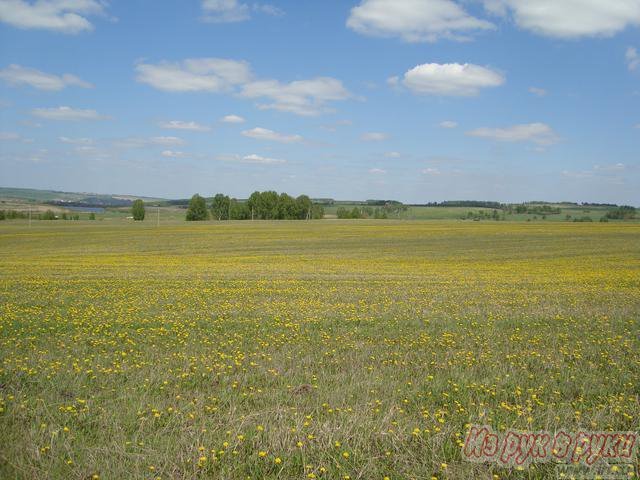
[0,0,639,203]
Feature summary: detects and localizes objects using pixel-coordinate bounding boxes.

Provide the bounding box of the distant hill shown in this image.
[0,187,167,207]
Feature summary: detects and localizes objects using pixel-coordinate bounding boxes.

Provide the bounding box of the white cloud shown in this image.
[385,151,401,158]
[135,58,251,92]
[361,132,389,141]
[0,0,106,33]
[0,64,92,90]
[0,131,32,143]
[347,0,494,42]
[59,136,93,144]
[202,0,249,22]
[627,47,640,71]
[31,106,108,121]
[161,150,186,158]
[114,136,185,149]
[241,153,286,164]
[0,131,20,140]
[201,0,282,23]
[221,114,245,123]
[241,127,302,143]
[217,153,286,164]
[421,167,441,175]
[483,0,640,39]
[528,86,547,97]
[151,136,184,146]
[467,122,560,145]
[400,63,504,96]
[240,77,351,116]
[159,120,211,131]
[635,124,640,129]
[137,58,351,116]
[369,167,387,174]
[594,163,626,172]
[439,120,458,128]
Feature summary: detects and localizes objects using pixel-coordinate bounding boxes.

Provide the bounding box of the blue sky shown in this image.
[0,0,639,203]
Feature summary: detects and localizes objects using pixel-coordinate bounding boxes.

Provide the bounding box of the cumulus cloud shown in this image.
[483,0,640,38]
[0,64,92,90]
[467,122,560,145]
[159,120,211,131]
[439,120,458,128]
[241,153,286,164]
[31,106,108,121]
[369,167,387,174]
[0,0,106,33]
[113,136,185,149]
[594,162,626,172]
[241,127,303,143]
[421,167,441,175]
[347,0,494,42]
[201,0,282,23]
[59,136,93,144]
[627,47,640,71]
[399,63,504,96]
[0,131,19,140]
[361,132,389,141]
[240,77,351,116]
[161,150,186,158]
[217,153,286,164]
[385,151,401,158]
[136,58,351,116]
[528,86,547,97]
[221,114,245,123]
[135,58,251,92]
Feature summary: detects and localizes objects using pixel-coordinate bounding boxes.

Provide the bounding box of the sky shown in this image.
[0,0,639,204]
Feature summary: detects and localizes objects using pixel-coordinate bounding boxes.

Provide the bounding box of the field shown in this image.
[1,221,639,479]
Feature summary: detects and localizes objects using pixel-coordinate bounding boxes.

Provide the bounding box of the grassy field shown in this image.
[1,221,639,479]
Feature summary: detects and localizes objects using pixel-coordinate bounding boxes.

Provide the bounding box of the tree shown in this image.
[296,195,312,219]
[211,193,230,220]
[229,199,250,220]
[42,210,56,220]
[186,194,208,221]
[132,199,145,221]
[258,191,279,219]
[247,191,261,220]
[89,212,96,220]
[277,193,297,219]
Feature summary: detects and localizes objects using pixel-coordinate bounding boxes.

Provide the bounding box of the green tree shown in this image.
[258,191,279,219]
[211,193,230,220]
[277,193,297,219]
[247,191,261,220]
[295,195,312,219]
[42,210,56,220]
[186,194,208,221]
[132,199,145,221]
[229,199,250,220]
[310,204,324,219]
[89,212,96,220]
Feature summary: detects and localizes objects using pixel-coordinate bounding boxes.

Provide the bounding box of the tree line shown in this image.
[184,191,324,221]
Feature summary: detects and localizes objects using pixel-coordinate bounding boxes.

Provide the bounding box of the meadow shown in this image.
[0,221,638,479]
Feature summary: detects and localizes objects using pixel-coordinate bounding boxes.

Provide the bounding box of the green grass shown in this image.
[0,221,639,479]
